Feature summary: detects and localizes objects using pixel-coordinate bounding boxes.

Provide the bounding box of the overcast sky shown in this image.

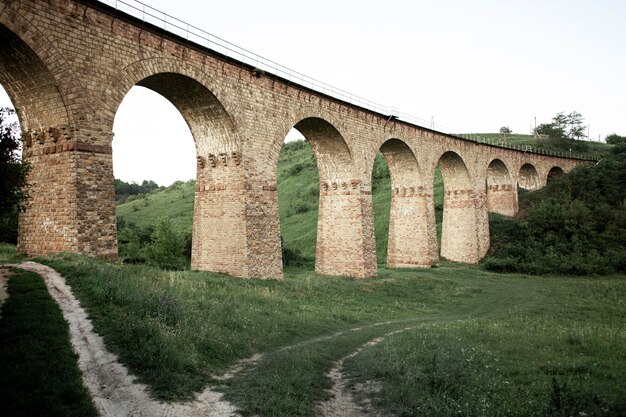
[2,0,625,185]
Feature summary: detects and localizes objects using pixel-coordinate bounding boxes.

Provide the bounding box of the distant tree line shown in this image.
[114,179,161,203]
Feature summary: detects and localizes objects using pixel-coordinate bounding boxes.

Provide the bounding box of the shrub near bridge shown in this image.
[484,144,626,275]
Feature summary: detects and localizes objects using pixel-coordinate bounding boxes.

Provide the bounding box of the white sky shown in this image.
[2,0,625,185]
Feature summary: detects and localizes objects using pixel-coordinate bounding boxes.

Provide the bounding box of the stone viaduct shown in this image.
[1,0,590,279]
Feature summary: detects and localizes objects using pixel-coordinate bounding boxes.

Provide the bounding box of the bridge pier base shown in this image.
[487,184,518,216]
[315,186,377,278]
[387,188,439,268]
[17,128,118,261]
[441,188,487,264]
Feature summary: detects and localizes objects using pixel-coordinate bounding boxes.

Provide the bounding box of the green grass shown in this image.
[0,268,98,417]
[0,242,24,262]
[116,180,195,234]
[14,250,620,417]
[0,243,624,416]
[343,276,626,416]
[40,254,471,400]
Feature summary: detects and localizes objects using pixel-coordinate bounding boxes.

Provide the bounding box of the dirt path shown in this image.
[15,261,242,417]
[318,327,416,417]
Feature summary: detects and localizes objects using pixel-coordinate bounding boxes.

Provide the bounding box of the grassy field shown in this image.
[0,247,621,416]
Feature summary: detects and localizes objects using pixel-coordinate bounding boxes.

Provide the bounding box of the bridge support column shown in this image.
[316,182,377,278]
[191,152,282,279]
[487,184,518,216]
[475,189,490,260]
[18,127,118,260]
[441,188,487,264]
[387,186,438,268]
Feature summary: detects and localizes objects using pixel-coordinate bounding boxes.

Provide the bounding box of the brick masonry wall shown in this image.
[0,0,588,279]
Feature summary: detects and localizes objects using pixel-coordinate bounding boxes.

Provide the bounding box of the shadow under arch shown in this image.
[486,158,518,216]
[437,151,483,263]
[519,163,541,190]
[0,18,74,131]
[377,139,437,268]
[279,117,375,278]
[547,166,565,183]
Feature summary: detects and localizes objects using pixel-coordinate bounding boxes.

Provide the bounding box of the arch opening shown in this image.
[0,84,22,244]
[436,151,482,263]
[547,166,565,183]
[486,159,518,216]
[275,117,375,278]
[372,139,437,269]
[112,72,241,274]
[518,163,541,190]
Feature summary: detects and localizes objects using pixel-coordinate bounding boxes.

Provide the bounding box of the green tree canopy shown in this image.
[535,111,588,151]
[0,107,29,242]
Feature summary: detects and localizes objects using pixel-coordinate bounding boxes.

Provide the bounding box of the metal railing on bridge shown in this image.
[96,0,600,161]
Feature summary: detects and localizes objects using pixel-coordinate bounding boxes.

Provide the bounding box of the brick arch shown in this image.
[292,117,354,185]
[486,158,518,216]
[379,139,423,189]
[518,163,540,190]
[0,21,74,131]
[267,108,354,180]
[99,58,239,151]
[377,138,438,268]
[437,151,483,263]
[547,166,565,182]
[270,115,374,277]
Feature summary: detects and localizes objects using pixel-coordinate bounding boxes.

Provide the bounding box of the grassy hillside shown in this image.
[116,180,195,235]
[467,132,612,156]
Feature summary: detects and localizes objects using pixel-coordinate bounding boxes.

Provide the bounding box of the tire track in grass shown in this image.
[316,278,535,417]
[224,277,532,417]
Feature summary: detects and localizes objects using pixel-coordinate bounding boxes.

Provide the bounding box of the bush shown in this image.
[606,133,626,145]
[145,217,189,270]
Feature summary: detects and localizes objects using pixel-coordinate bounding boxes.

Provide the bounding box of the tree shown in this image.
[145,217,187,270]
[499,126,512,134]
[535,111,587,150]
[606,133,626,145]
[0,107,29,243]
[552,111,586,141]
